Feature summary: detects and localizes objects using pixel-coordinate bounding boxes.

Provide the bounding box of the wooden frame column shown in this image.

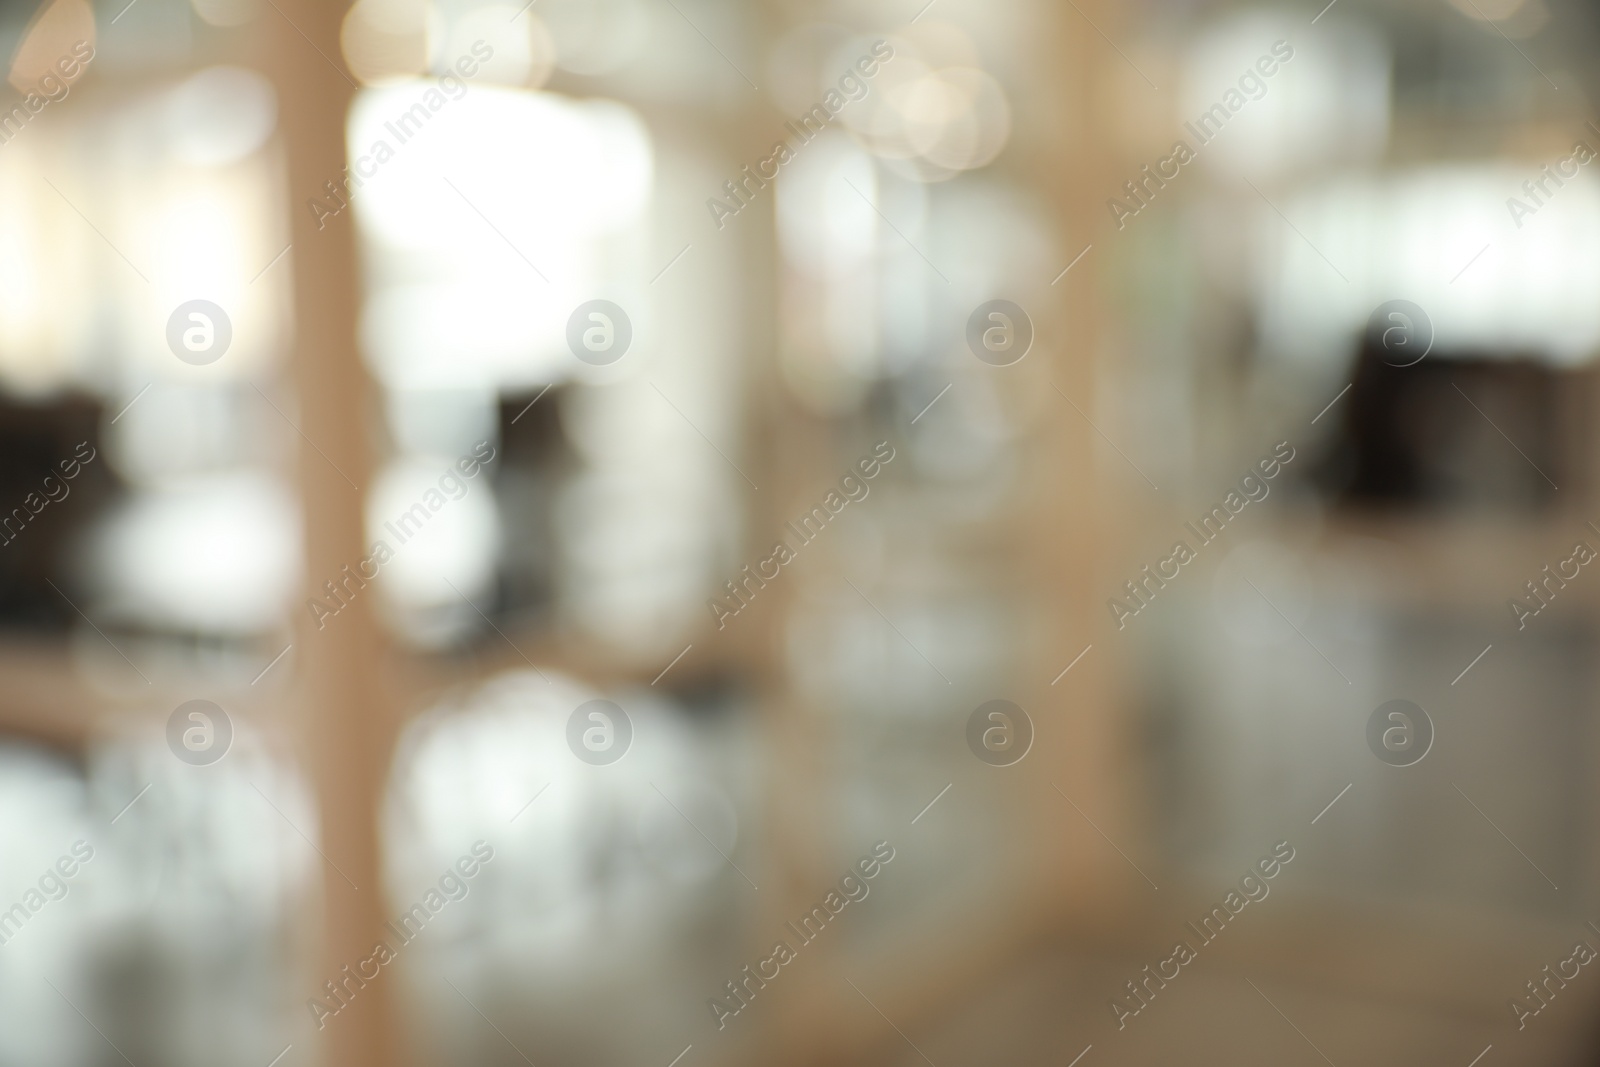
[261,7,400,1067]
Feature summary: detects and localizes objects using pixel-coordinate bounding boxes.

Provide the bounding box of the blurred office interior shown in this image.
[0,0,1599,1064]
